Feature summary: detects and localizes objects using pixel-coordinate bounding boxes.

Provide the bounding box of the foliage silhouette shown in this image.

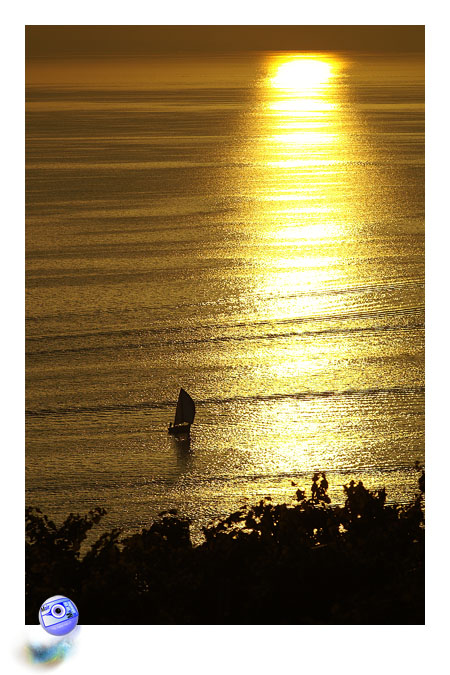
[26,471,424,624]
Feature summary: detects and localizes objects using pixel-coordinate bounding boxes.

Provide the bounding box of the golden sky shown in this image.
[26,25,424,58]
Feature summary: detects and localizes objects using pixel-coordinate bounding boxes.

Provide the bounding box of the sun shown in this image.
[271,58,334,90]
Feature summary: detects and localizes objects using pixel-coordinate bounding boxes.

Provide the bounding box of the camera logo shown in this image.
[39,595,79,636]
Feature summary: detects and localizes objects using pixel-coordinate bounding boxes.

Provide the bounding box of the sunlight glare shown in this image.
[271,58,334,90]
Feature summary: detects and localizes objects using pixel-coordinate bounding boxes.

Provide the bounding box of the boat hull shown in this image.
[168,422,191,436]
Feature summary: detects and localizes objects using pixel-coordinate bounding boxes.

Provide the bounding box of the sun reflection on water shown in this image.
[256,52,351,281]
[234,53,364,468]
[265,54,345,175]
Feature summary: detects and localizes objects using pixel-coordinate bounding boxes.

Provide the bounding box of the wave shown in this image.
[26,385,425,418]
[26,308,424,357]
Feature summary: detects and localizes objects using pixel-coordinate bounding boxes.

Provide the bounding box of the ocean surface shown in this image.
[26,51,424,541]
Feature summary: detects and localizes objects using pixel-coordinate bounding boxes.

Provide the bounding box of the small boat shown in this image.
[168,388,195,436]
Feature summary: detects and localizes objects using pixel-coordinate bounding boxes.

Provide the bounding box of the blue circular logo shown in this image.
[39,595,79,636]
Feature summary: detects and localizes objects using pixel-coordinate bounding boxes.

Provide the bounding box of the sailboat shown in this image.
[168,388,195,436]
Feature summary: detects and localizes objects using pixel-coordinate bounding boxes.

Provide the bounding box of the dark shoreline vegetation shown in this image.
[26,468,424,625]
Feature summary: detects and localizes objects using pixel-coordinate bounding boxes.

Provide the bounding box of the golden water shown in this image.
[26,52,424,539]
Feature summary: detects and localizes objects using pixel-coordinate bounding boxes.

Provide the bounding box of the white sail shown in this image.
[173,388,195,426]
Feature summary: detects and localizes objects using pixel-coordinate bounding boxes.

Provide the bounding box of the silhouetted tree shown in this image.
[26,468,424,625]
